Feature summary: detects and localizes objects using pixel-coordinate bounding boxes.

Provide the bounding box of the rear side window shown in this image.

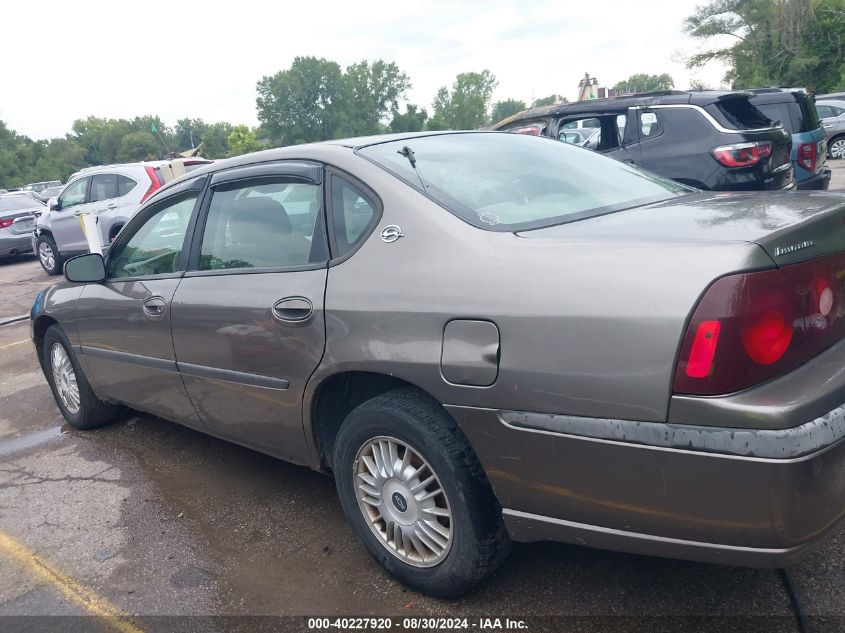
[117,175,137,197]
[330,177,377,258]
[90,174,118,202]
[199,179,326,271]
[705,99,771,129]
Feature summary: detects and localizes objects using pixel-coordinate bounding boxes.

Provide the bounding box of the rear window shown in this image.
[358,133,689,232]
[705,99,772,129]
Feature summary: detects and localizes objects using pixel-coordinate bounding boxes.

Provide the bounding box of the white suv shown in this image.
[33,159,211,274]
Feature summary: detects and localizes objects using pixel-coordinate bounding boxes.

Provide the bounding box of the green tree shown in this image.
[344,60,411,135]
[201,122,233,159]
[256,56,347,145]
[227,125,261,157]
[428,70,498,130]
[612,73,675,93]
[684,0,845,93]
[174,118,206,151]
[116,131,159,162]
[532,95,563,107]
[389,104,429,132]
[490,99,527,124]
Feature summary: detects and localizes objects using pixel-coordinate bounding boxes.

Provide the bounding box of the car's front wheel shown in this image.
[43,325,122,429]
[829,135,845,160]
[333,388,511,597]
[36,234,63,275]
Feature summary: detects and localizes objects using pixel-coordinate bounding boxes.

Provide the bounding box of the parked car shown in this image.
[492,90,795,191]
[37,185,64,203]
[31,132,845,596]
[33,158,212,274]
[23,180,62,194]
[749,88,829,190]
[816,99,845,160]
[0,194,42,258]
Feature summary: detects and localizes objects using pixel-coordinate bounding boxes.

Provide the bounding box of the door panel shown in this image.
[52,176,90,253]
[171,269,327,462]
[75,278,200,426]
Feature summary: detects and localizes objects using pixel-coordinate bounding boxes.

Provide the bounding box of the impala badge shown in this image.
[380,225,404,243]
[775,240,814,257]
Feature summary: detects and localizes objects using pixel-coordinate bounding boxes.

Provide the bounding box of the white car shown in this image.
[33,159,211,274]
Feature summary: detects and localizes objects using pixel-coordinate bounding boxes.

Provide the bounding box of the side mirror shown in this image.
[64,253,106,284]
[49,197,60,211]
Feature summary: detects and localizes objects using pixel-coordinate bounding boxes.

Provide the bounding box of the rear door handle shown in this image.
[272,297,313,323]
[142,296,167,318]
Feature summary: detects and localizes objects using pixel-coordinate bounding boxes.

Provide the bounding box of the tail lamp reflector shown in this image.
[686,320,721,378]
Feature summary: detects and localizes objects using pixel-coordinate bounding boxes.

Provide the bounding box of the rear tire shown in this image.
[43,325,122,429]
[829,135,845,160]
[333,387,511,597]
[36,234,63,275]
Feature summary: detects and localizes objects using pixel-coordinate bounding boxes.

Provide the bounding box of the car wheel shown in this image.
[36,235,63,275]
[333,387,511,597]
[829,136,845,160]
[43,325,122,429]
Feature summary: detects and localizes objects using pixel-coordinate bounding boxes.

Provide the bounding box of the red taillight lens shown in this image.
[0,218,13,229]
[797,142,817,172]
[674,252,845,395]
[140,165,162,204]
[711,141,773,167]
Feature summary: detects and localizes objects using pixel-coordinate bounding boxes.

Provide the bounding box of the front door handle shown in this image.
[105,203,118,210]
[272,297,313,323]
[142,296,167,318]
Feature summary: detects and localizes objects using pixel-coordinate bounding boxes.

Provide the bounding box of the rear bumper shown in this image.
[796,166,832,190]
[446,402,845,568]
[0,232,34,256]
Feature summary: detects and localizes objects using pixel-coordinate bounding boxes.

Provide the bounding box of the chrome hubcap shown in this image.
[39,242,55,270]
[354,436,452,567]
[51,343,80,414]
[831,139,845,159]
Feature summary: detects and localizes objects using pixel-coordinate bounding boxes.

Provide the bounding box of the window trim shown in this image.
[324,166,384,266]
[104,186,203,282]
[186,163,330,276]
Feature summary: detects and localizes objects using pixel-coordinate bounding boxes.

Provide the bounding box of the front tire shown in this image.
[43,325,122,429]
[36,234,63,275]
[333,388,511,597]
[829,135,845,160]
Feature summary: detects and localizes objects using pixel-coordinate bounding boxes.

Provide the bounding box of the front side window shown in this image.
[107,194,197,278]
[199,179,325,271]
[359,133,689,231]
[331,177,377,257]
[90,174,118,202]
[59,177,89,209]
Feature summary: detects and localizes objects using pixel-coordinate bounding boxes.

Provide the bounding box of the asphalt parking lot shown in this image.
[1,166,845,633]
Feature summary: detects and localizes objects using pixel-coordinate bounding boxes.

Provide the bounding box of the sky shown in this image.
[0,0,729,140]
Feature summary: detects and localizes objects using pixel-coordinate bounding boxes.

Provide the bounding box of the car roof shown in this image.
[818,98,845,108]
[492,89,759,128]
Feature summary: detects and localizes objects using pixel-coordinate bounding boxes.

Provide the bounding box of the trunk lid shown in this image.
[517,191,845,266]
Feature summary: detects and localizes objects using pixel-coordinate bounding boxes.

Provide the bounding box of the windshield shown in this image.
[359,132,689,231]
[0,196,40,212]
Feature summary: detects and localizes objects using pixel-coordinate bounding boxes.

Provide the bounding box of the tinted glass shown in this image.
[360,133,688,231]
[704,99,771,129]
[117,175,137,197]
[108,194,196,278]
[200,179,325,271]
[331,177,376,257]
[0,196,38,212]
[90,174,118,202]
[59,177,88,208]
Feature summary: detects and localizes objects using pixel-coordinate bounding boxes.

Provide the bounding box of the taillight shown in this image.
[0,218,13,229]
[674,252,845,395]
[711,141,772,167]
[140,166,162,204]
[797,141,817,172]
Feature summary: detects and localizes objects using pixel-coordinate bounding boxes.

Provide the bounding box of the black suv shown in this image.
[492,90,794,191]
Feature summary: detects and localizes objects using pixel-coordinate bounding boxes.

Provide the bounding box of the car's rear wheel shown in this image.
[43,325,122,429]
[829,136,845,160]
[36,234,63,275]
[333,387,511,597]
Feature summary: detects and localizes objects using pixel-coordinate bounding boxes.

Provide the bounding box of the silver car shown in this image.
[817,99,845,159]
[0,194,42,257]
[33,159,211,274]
[31,132,845,596]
